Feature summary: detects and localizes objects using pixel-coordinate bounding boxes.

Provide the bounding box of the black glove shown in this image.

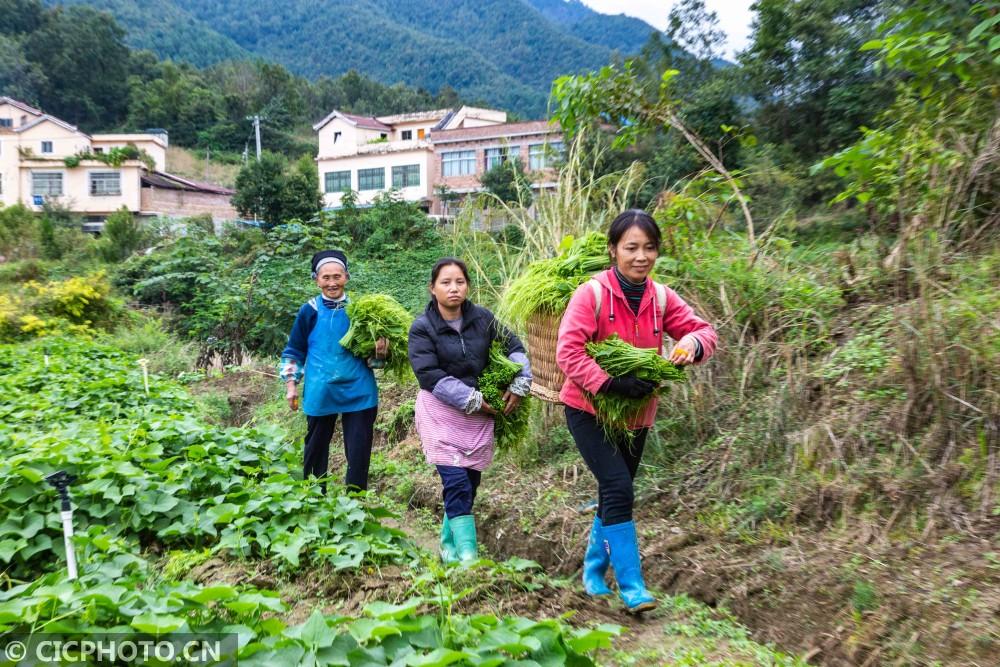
[601,376,656,399]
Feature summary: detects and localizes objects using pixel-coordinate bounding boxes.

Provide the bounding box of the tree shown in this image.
[0,35,46,103]
[127,62,223,146]
[739,0,891,161]
[232,152,288,228]
[282,155,323,223]
[99,207,146,262]
[23,5,130,129]
[553,63,757,256]
[480,158,534,206]
[232,152,321,228]
[0,0,44,36]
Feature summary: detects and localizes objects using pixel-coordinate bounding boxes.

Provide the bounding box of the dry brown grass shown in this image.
[165,146,241,188]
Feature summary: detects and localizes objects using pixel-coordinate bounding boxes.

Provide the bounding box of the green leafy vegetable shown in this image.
[585,335,686,436]
[498,232,609,328]
[479,341,532,451]
[340,293,414,382]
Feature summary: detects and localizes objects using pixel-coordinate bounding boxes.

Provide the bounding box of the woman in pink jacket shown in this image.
[556,209,717,613]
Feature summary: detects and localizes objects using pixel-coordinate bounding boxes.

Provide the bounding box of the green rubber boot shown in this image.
[449,514,478,563]
[440,515,458,564]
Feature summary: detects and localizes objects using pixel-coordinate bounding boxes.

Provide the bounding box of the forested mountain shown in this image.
[50,0,249,66]
[46,0,661,115]
[524,0,658,53]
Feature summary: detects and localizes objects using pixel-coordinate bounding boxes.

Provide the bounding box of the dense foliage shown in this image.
[47,0,660,116]
[478,341,532,451]
[114,196,447,364]
[1,0,469,154]
[0,335,623,665]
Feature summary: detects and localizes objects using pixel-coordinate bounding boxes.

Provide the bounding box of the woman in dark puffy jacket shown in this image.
[408,257,531,563]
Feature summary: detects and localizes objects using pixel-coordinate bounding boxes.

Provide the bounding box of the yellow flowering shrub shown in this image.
[0,272,119,342]
[30,271,120,326]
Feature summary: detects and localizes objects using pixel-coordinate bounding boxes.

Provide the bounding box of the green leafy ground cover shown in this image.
[0,336,630,665]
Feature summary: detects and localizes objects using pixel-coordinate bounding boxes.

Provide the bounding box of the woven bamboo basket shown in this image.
[525,311,565,403]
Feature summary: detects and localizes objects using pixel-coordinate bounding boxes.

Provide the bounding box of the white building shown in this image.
[314,106,512,211]
[0,96,236,225]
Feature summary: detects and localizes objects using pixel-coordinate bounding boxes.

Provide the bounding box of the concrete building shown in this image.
[314,105,562,215]
[0,96,236,226]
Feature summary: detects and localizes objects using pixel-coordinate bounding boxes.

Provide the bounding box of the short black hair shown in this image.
[430,257,470,285]
[607,209,662,248]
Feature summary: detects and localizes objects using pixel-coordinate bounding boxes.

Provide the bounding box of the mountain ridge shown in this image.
[48,0,661,115]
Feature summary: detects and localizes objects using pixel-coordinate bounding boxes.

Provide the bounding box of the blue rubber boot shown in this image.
[449,514,478,563]
[440,515,458,564]
[582,516,613,596]
[603,520,657,613]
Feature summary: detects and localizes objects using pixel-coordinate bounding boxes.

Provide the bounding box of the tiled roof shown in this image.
[15,114,82,135]
[313,110,392,132]
[430,120,560,144]
[0,96,43,116]
[142,171,234,195]
[339,113,392,131]
[376,109,452,124]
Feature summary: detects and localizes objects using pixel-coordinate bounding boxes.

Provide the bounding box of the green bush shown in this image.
[98,207,148,262]
[0,204,40,259]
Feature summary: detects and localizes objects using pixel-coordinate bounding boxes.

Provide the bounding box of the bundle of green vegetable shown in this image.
[585,335,686,436]
[499,231,609,328]
[479,341,532,451]
[339,294,414,382]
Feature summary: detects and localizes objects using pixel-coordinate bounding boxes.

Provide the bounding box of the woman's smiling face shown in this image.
[611,224,659,283]
[315,263,347,300]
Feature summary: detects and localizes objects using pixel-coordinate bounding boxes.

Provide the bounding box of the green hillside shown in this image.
[47,0,661,115]
[46,0,249,66]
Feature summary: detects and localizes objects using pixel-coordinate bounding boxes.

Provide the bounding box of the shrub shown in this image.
[98,207,147,262]
[0,204,40,259]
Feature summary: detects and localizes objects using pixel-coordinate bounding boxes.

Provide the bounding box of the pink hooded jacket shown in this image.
[556,269,718,428]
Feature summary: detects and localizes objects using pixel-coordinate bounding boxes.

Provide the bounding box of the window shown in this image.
[357,167,384,191]
[528,142,564,170]
[392,164,420,188]
[89,171,121,196]
[441,150,475,177]
[333,131,342,144]
[401,130,412,141]
[32,172,63,196]
[41,141,53,154]
[380,133,387,139]
[0,119,11,128]
[484,146,515,170]
[324,170,351,193]
[93,147,104,154]
[0,173,3,195]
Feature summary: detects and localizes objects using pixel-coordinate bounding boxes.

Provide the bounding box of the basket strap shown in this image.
[589,278,603,320]
[590,278,667,321]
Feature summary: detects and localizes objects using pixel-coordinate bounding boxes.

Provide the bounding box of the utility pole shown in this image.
[247,115,263,161]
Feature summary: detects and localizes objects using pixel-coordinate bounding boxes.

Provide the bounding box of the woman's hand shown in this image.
[502,389,521,415]
[374,337,389,359]
[669,337,698,366]
[479,401,498,416]
[285,381,299,412]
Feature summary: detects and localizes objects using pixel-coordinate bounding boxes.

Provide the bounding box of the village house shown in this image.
[314,105,563,216]
[0,96,237,228]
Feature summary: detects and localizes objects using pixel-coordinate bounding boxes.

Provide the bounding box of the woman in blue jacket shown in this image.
[280,250,387,491]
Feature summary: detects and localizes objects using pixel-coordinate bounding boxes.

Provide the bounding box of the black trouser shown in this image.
[436,465,482,518]
[304,406,378,491]
[565,406,648,526]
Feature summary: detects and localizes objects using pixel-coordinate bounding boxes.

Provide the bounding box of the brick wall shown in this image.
[429,138,560,215]
[141,187,238,221]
